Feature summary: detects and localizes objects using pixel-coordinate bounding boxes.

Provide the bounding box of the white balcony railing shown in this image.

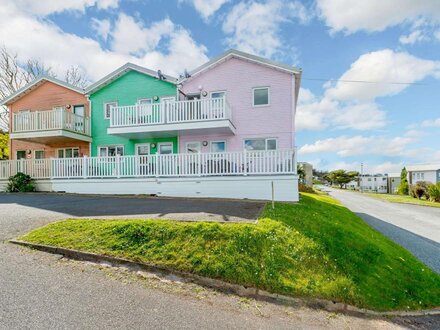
[12,109,91,136]
[0,149,296,180]
[110,97,231,128]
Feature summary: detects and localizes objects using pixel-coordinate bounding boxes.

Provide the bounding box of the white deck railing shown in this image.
[0,150,296,180]
[110,97,231,127]
[12,109,91,136]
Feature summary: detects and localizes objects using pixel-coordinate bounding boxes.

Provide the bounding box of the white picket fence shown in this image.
[0,150,296,180]
[110,97,231,127]
[12,108,91,135]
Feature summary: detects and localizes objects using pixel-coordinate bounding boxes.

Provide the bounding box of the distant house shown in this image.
[359,174,388,193]
[406,164,440,185]
[298,162,313,187]
[387,173,401,194]
[346,179,358,190]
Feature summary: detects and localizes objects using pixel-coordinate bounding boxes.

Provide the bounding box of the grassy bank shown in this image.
[365,193,440,208]
[19,193,440,311]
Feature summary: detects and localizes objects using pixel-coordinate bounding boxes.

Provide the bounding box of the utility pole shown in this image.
[360,162,364,193]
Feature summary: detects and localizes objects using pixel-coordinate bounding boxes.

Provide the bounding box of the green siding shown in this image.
[90,70,177,156]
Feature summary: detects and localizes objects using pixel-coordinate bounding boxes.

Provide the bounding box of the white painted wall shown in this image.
[410,170,437,184]
[0,176,299,202]
[359,176,388,193]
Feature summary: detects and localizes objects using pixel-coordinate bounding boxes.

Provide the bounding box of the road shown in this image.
[0,193,437,329]
[325,187,440,273]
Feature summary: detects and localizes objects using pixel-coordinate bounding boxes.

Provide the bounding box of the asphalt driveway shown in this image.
[324,187,440,274]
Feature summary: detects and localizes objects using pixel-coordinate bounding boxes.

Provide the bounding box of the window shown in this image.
[73,105,85,117]
[210,141,226,153]
[252,87,269,106]
[137,98,152,106]
[104,101,118,119]
[98,146,124,157]
[58,148,80,158]
[210,91,225,99]
[16,150,26,160]
[421,173,425,180]
[35,150,45,159]
[158,143,173,154]
[244,138,277,151]
[186,142,201,154]
[135,144,150,156]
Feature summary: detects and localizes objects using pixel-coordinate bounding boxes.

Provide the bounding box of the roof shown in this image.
[406,164,440,172]
[85,62,177,95]
[387,172,401,178]
[1,75,84,106]
[179,49,302,102]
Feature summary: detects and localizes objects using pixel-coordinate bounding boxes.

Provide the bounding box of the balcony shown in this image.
[108,97,235,138]
[11,108,92,144]
[0,149,296,179]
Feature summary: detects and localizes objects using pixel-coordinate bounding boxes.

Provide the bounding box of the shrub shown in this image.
[410,181,430,200]
[6,172,36,192]
[428,182,440,202]
[298,183,315,193]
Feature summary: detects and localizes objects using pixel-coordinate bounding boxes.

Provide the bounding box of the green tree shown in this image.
[328,170,358,189]
[397,167,409,195]
[0,131,8,160]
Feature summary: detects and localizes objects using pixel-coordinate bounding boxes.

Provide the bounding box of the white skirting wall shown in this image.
[0,176,299,202]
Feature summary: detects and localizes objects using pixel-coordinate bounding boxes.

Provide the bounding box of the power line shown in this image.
[302,77,429,85]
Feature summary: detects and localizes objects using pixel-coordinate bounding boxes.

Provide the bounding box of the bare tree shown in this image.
[65,66,88,89]
[0,46,87,129]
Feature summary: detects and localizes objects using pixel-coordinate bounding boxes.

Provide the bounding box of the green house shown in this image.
[86,63,178,157]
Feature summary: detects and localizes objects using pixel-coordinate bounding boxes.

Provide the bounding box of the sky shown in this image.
[1,0,439,174]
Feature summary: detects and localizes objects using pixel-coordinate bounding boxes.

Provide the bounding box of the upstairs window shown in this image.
[210,141,226,153]
[210,91,225,99]
[252,87,269,107]
[104,101,118,119]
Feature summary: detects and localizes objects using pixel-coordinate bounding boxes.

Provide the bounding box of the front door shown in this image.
[73,105,85,132]
[135,144,150,175]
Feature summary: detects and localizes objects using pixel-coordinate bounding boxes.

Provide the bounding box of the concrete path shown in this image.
[324,187,440,273]
[0,193,438,329]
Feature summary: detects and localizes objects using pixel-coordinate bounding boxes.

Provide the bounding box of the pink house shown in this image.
[178,49,301,154]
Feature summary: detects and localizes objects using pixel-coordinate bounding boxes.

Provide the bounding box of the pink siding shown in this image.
[179,57,296,152]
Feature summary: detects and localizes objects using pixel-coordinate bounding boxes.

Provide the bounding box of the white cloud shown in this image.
[296,89,386,131]
[0,4,208,80]
[325,49,440,101]
[436,30,440,40]
[12,0,118,16]
[111,14,174,56]
[421,117,440,127]
[297,49,440,132]
[399,30,428,45]
[181,0,229,21]
[299,133,418,157]
[317,0,440,34]
[222,0,310,59]
[91,18,111,41]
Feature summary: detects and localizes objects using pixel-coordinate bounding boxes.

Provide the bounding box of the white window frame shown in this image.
[104,101,118,119]
[209,91,226,99]
[98,145,125,157]
[252,87,270,107]
[16,150,26,160]
[243,138,278,151]
[185,141,201,154]
[34,150,45,159]
[137,98,152,105]
[135,143,150,155]
[157,142,174,154]
[209,140,226,153]
[57,147,80,158]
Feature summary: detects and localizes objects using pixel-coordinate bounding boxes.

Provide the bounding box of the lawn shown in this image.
[364,193,440,208]
[18,193,440,312]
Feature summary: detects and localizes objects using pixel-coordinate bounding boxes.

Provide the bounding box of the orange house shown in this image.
[2,76,91,160]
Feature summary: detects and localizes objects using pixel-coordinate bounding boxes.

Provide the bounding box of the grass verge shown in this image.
[364,193,440,208]
[18,193,440,311]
